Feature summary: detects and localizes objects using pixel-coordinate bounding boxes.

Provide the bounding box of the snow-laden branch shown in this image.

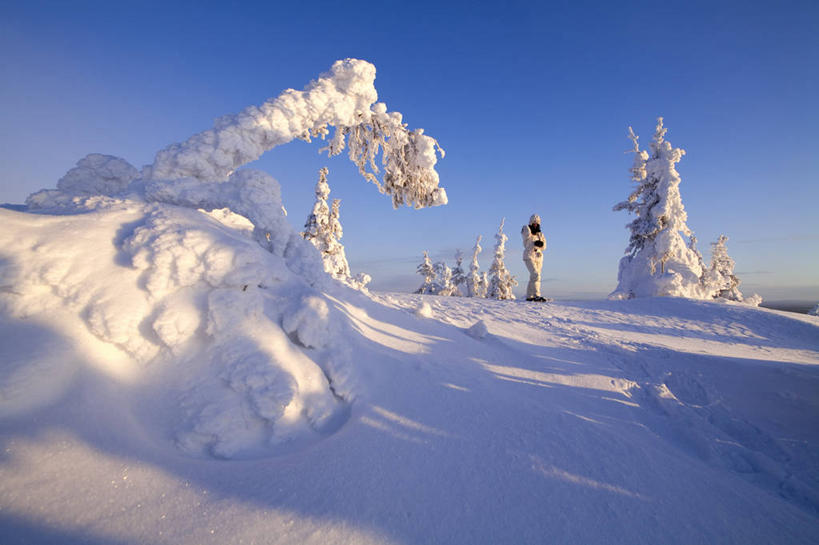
[145,59,447,209]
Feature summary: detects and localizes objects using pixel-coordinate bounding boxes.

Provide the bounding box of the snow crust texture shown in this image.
[0,203,352,459]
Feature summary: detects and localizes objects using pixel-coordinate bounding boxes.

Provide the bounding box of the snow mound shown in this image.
[0,202,353,459]
[415,301,433,318]
[466,319,489,339]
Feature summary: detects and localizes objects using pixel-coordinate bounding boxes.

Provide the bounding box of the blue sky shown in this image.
[2,0,817,300]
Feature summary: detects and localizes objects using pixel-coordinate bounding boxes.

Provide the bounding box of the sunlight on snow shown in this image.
[329,297,445,354]
[360,406,454,444]
[476,359,638,396]
[529,454,648,501]
[371,406,452,438]
[588,327,819,366]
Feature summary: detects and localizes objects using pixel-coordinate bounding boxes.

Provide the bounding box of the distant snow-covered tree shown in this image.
[466,236,487,298]
[610,119,707,300]
[451,250,466,296]
[703,234,741,301]
[434,261,459,296]
[809,303,819,316]
[416,252,438,294]
[703,235,761,306]
[487,219,517,300]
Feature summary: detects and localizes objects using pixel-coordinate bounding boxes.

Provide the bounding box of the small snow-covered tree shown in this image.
[302,169,370,289]
[303,168,331,245]
[327,198,352,278]
[434,261,459,296]
[487,218,517,300]
[451,250,466,296]
[610,118,707,299]
[809,303,819,316]
[302,168,355,281]
[466,236,487,298]
[703,235,741,301]
[416,251,438,294]
[703,235,760,305]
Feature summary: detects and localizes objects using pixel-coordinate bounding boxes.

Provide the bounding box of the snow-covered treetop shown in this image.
[145,59,447,210]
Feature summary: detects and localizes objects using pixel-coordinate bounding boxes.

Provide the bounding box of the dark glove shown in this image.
[534,240,544,248]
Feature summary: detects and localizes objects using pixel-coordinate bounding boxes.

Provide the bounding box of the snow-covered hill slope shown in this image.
[1,202,818,545]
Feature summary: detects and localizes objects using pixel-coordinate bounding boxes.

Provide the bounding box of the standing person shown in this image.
[521,214,547,301]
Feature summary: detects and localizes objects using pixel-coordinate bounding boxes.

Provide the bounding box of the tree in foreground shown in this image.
[487,219,517,300]
[610,118,707,299]
[703,235,761,305]
[466,236,487,298]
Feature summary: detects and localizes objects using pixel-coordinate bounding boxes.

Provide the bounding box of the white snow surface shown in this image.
[2,202,819,544]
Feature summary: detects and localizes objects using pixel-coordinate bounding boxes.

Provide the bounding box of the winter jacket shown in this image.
[521,222,546,264]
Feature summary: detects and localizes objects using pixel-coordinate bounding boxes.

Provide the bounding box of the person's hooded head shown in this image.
[529,214,540,226]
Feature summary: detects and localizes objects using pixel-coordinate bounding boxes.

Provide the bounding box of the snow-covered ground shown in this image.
[1,199,818,544]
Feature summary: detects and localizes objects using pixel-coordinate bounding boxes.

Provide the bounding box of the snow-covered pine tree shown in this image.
[610,118,707,300]
[416,251,438,294]
[303,167,331,248]
[302,168,369,288]
[434,261,459,296]
[327,198,352,279]
[704,234,741,301]
[466,236,487,298]
[809,303,819,316]
[488,218,517,300]
[703,235,761,305]
[451,250,466,296]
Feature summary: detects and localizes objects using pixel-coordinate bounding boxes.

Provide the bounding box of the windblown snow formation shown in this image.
[145,58,447,209]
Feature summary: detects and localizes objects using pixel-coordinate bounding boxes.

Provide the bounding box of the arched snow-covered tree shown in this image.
[122,58,443,288]
[466,236,487,298]
[488,219,517,300]
[610,118,707,300]
[145,59,446,211]
[416,252,438,294]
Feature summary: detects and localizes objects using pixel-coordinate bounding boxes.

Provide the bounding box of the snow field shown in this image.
[1,213,818,542]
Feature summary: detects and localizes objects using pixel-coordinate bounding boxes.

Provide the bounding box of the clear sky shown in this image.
[2,0,817,301]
